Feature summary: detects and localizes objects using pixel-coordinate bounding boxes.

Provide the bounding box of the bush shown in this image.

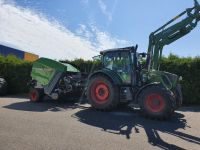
[61,58,101,73]
[0,54,199,105]
[0,55,32,94]
[68,56,200,104]
[160,54,200,104]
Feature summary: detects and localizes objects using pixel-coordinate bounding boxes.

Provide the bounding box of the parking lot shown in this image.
[0,96,200,150]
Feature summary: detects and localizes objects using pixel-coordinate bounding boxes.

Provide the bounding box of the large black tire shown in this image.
[138,85,175,120]
[87,76,119,110]
[29,88,44,102]
[174,84,183,110]
[0,78,8,96]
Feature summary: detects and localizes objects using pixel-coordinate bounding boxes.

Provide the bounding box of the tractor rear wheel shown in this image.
[87,76,119,110]
[29,88,44,102]
[138,85,175,120]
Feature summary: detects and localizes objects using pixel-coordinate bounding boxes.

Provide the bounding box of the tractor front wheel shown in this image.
[29,88,44,102]
[87,76,119,110]
[139,85,175,120]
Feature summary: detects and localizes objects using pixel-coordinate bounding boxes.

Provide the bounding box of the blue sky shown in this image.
[0,0,200,59]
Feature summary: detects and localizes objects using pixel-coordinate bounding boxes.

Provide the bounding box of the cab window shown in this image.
[103,51,131,84]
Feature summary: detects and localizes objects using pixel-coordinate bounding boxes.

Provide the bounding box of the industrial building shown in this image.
[0,44,38,62]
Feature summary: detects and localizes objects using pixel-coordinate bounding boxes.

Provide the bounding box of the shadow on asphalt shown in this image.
[178,106,200,112]
[3,97,89,112]
[3,94,29,99]
[3,98,200,150]
[72,107,200,150]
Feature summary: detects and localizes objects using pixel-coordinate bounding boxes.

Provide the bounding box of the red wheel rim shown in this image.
[91,81,109,103]
[145,94,165,113]
[30,91,37,102]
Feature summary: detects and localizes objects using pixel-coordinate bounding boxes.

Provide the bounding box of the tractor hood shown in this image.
[142,70,179,90]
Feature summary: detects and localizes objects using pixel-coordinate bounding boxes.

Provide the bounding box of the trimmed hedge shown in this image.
[160,54,200,104]
[61,59,101,73]
[0,55,32,94]
[0,54,199,104]
[66,56,200,104]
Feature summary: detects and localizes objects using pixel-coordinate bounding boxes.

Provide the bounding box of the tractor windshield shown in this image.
[103,51,131,84]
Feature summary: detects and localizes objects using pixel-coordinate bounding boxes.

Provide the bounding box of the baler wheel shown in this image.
[29,88,44,102]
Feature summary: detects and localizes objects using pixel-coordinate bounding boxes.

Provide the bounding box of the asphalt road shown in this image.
[0,96,200,150]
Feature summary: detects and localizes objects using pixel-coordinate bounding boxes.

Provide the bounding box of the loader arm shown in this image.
[147,0,200,70]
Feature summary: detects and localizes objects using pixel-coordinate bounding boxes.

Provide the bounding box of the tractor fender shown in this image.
[88,69,122,85]
[135,82,161,103]
[135,82,176,107]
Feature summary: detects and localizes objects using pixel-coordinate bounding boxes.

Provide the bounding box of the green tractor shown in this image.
[86,0,200,119]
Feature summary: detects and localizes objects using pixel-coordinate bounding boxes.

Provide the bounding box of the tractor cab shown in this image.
[97,45,146,85]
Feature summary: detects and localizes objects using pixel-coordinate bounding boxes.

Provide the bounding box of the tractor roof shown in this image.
[100,46,136,55]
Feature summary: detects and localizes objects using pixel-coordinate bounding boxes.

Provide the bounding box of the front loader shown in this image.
[86,0,200,119]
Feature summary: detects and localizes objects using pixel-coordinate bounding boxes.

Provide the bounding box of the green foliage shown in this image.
[160,54,200,104]
[0,55,32,94]
[67,56,200,105]
[0,54,199,105]
[61,58,101,73]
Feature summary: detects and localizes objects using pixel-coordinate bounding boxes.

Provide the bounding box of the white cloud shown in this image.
[0,0,129,60]
[91,26,130,50]
[98,0,118,24]
[75,24,93,40]
[98,0,112,22]
[76,24,130,51]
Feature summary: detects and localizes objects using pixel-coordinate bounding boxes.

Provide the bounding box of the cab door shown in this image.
[103,51,132,84]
